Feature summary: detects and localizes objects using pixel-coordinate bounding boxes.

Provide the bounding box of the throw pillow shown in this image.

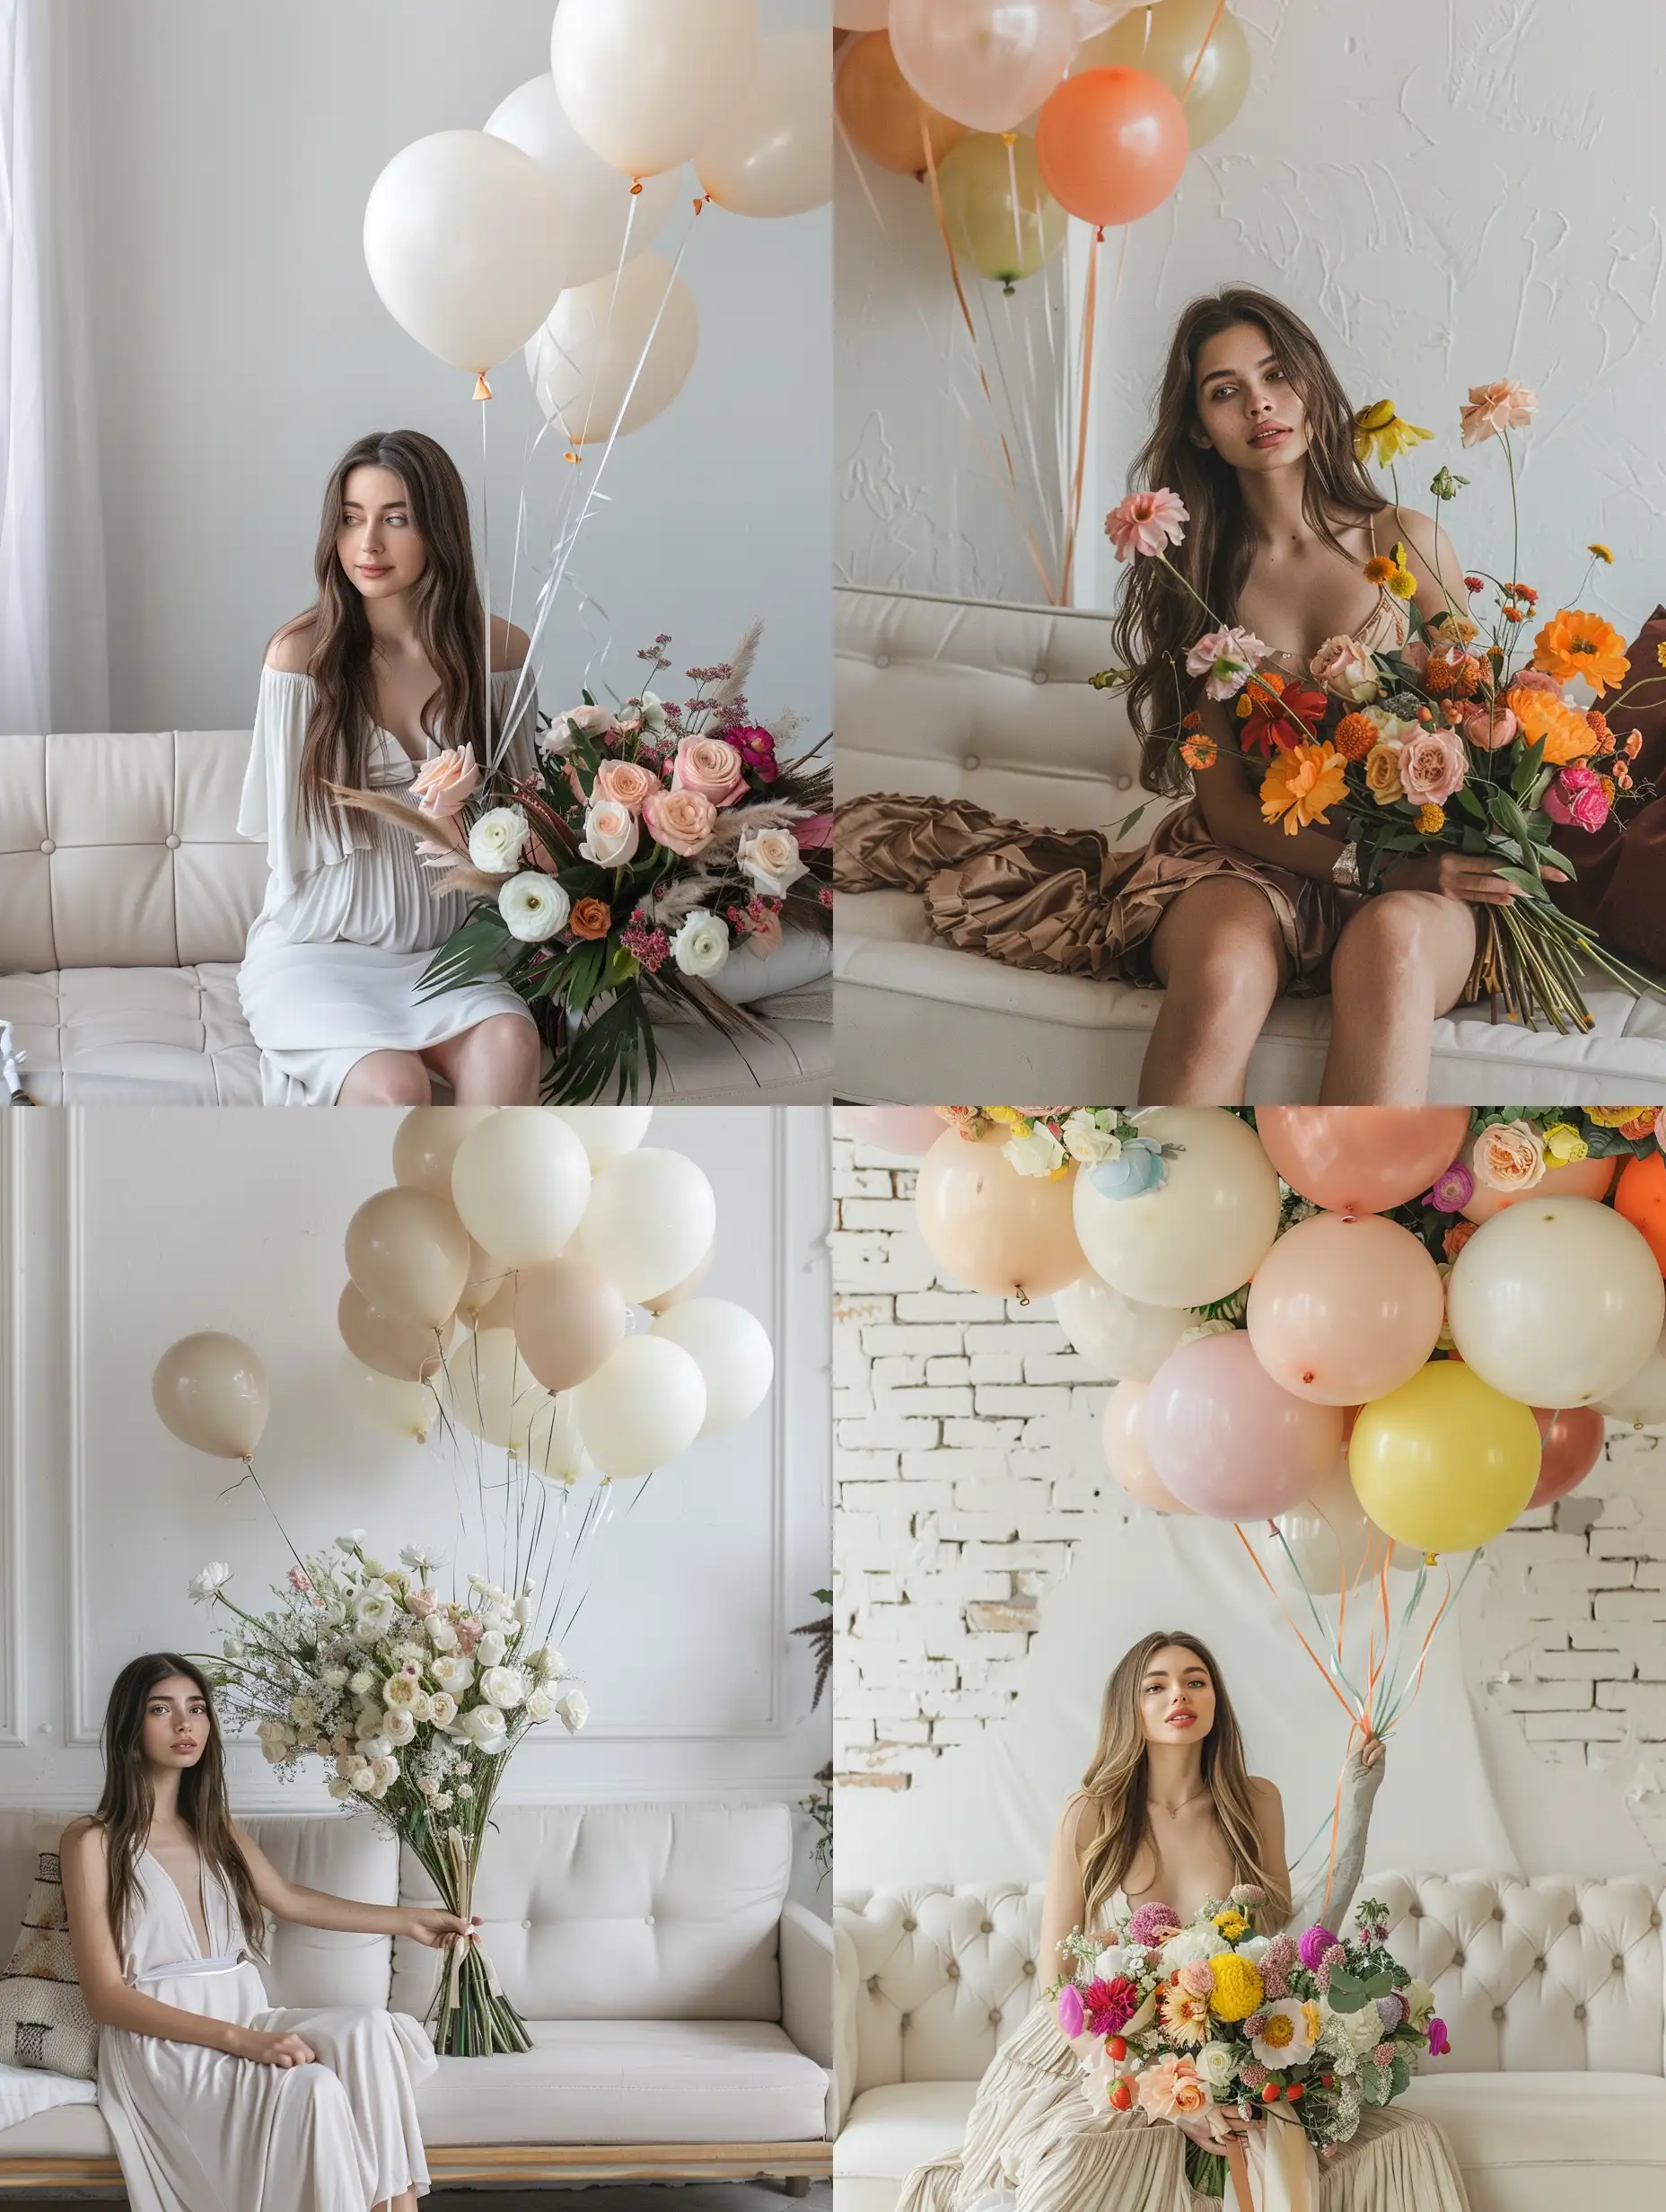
[0,1848,99,2078]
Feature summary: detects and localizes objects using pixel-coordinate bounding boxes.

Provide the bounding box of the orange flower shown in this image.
[1587,709,1616,755]
[1599,774,1617,803]
[1334,711,1378,760]
[1424,654,1483,699]
[569,898,612,940]
[1626,731,1644,759]
[1443,1220,1477,1261]
[1363,555,1398,586]
[1505,685,1598,766]
[1531,609,1631,696]
[1181,733,1219,772]
[1622,1111,1656,1140]
[1416,803,1446,832]
[1260,742,1348,835]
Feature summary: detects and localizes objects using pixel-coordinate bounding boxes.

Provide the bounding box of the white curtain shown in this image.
[0,0,107,735]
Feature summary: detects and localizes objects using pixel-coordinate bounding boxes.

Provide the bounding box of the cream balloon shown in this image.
[890,0,1075,134]
[1447,1197,1666,1408]
[650,1298,775,1435]
[512,1253,628,1393]
[1598,1320,1666,1428]
[456,1242,517,1333]
[338,1285,451,1383]
[548,1106,654,1169]
[551,0,762,180]
[1269,1456,1420,1595]
[450,1110,592,1268]
[526,1390,591,1487]
[336,1355,435,1444]
[392,1108,496,1198]
[526,253,700,448]
[344,1186,469,1332]
[1053,1271,1190,1381]
[697,30,830,217]
[641,1241,717,1317]
[441,1329,557,1457]
[578,1147,718,1304]
[486,75,682,289]
[364,132,569,377]
[1071,1109,1281,1308]
[1100,1380,1191,1513]
[572,1335,708,1479]
[152,1334,268,1461]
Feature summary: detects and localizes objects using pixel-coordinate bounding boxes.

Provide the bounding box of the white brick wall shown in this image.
[831,1136,1666,1864]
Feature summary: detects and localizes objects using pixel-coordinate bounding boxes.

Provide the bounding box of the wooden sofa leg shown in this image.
[781,2177,811,2197]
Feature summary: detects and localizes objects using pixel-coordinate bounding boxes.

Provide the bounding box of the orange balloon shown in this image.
[836,30,969,176]
[1258,1107,1472,1216]
[914,1124,1085,1301]
[1528,1406,1606,1508]
[1034,66,1188,229]
[1615,1151,1666,1273]
[1463,1153,1617,1224]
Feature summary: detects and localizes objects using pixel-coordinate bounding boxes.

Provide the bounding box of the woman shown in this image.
[62,1654,467,2212]
[239,428,543,1107]
[838,288,1514,1104]
[899,1632,1469,2212]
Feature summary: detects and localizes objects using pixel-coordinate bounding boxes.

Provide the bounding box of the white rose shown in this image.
[1091,1944,1144,1982]
[513,1595,533,1626]
[476,1629,507,1668]
[355,1593,398,1640]
[469,805,529,875]
[427,1691,458,1730]
[498,872,570,944]
[1321,2000,1386,2059]
[736,824,807,900]
[1062,1111,1121,1167]
[382,1707,416,1746]
[524,1688,553,1724]
[383,1672,423,1711]
[257,1720,293,1764]
[1160,1926,1233,1970]
[426,1616,459,1653]
[480,1664,527,1710]
[349,1763,376,1794]
[672,909,730,979]
[1196,2041,1239,2093]
[526,1646,567,1682]
[545,703,617,753]
[460,1705,508,1753]
[432,1655,475,1696]
[480,1602,513,1632]
[371,1754,399,1792]
[580,800,641,869]
[632,691,668,737]
[327,1775,355,1801]
[555,1687,589,1735]
[189,1562,232,1602]
[1004,1123,1066,1179]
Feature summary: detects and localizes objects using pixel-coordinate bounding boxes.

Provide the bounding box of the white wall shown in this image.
[0,1107,832,1906]
[837,0,1666,636]
[74,0,831,740]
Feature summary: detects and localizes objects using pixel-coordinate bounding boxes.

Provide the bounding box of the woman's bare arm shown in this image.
[232,1824,464,1944]
[1037,1793,1094,1987]
[1189,698,1350,882]
[1280,1735,1387,1936]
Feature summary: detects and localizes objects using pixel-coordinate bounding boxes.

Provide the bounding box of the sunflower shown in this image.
[1505,685,1599,766]
[1354,399,1434,469]
[1260,742,1349,834]
[1532,610,1630,696]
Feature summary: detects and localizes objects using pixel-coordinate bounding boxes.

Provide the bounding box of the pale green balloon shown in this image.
[938,132,1067,294]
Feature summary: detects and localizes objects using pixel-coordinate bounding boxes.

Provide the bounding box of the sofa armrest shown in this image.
[780,1900,833,2082]
[831,1914,859,2139]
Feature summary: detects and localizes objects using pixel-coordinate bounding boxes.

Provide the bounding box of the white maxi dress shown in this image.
[237,665,541,1105]
[98,1847,436,2212]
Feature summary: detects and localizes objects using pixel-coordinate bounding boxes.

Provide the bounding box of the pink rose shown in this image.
[408,1588,438,1618]
[1399,725,1468,806]
[580,798,641,868]
[644,786,718,858]
[744,909,785,957]
[1461,705,1517,751]
[1399,637,1430,680]
[672,736,747,807]
[1311,634,1381,703]
[1134,2057,1206,2120]
[1543,760,1610,832]
[409,745,480,818]
[1472,1120,1545,1193]
[593,758,662,812]
[455,1615,484,1654]
[1510,666,1560,697]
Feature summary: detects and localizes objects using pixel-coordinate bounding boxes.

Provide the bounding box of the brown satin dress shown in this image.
[837,595,1411,995]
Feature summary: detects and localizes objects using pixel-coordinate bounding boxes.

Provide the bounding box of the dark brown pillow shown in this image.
[1548,603,1666,968]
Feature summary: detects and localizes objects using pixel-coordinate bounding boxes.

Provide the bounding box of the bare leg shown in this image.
[1321,892,1478,1103]
[336,1050,433,1106]
[373,2192,418,2212]
[1141,877,1290,1105]
[423,1014,542,1105]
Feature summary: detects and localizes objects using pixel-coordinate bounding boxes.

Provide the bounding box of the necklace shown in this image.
[1150,1786,1209,1816]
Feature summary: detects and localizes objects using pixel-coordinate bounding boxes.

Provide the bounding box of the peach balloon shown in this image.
[1614,1150,1666,1271]
[833,1105,946,1156]
[512,1252,629,1394]
[1101,1380,1191,1513]
[836,31,969,175]
[152,1333,269,1462]
[890,0,1074,136]
[391,1107,496,1198]
[344,1186,470,1332]
[914,1124,1085,1301]
[457,1242,516,1333]
[1246,1213,1445,1406]
[1528,1408,1606,1508]
[1034,66,1188,230]
[1143,1331,1342,1519]
[1462,1151,1617,1224]
[1257,1107,1471,1217]
[338,1283,448,1384]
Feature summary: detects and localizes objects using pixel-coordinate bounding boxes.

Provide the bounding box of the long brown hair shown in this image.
[1108,287,1388,795]
[277,429,500,829]
[1077,1629,1291,1936]
[92,1654,266,1960]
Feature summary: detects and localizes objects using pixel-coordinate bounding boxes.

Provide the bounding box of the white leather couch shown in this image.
[832,1875,1666,2212]
[0,730,830,1105]
[0,1802,831,2194]
[834,585,1666,1103]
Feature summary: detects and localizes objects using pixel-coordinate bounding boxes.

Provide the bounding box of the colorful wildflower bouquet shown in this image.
[189,1537,587,2057]
[352,626,832,1102]
[1105,377,1666,1033]
[1052,1890,1448,2199]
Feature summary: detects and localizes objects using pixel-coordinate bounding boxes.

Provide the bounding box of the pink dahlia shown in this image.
[1106,487,1189,563]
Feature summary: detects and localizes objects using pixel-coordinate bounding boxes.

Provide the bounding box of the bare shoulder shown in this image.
[1057,1788,1098,1850]
[1247,1775,1284,1818]
[1379,503,1455,561]
[58,1815,104,1865]
[264,612,319,675]
[491,616,531,673]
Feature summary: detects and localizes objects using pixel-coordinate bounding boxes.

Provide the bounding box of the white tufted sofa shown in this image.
[0,1803,831,2194]
[834,585,1666,1103]
[0,730,831,1105]
[832,1875,1666,2212]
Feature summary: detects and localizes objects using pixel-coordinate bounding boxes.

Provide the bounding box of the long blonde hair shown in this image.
[1078,1629,1290,1935]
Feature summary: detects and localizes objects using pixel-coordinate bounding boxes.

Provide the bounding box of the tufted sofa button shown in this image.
[1490,1906,1504,1922]
[1569,1910,1582,1926]
[980,1920,994,1936]
[1653,1913,1662,1930]
[1574,2004,1587,2022]
[1114,774,1133,791]
[1613,1955,1625,1971]
[644,1915,654,1927]
[1452,1949,1465,1967]
[874,654,890,669]
[165,833,181,850]
[988,2008,1002,2026]
[900,2013,911,2032]
[946,1962,960,1980]
[1491,2006,1504,2023]
[902,1917,916,1934]
[1409,1904,1423,1918]
[964,754,981,771]
[39,838,54,855]
[1533,1956,1546,1972]
[522,1918,532,1930]
[1022,1959,1036,1976]
[1032,671,1048,685]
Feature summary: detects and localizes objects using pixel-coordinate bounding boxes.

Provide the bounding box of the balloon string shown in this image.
[1061,224,1118,604]
[481,392,492,769]
[1266,1523,1365,1709]
[1180,0,1228,101]
[1232,1523,1358,1723]
[1004,134,1024,297]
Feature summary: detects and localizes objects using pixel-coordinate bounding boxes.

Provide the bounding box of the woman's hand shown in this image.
[235,2027,317,2068]
[1380,852,1568,903]
[401,1908,477,1950]
[1176,2105,1258,2147]
[1357,1731,1387,1771]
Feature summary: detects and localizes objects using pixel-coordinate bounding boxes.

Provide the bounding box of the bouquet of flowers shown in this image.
[1105,377,1666,1033]
[189,1537,587,2057]
[1052,1890,1448,2199]
[347,626,833,1102]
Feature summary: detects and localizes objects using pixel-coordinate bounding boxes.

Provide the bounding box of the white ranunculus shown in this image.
[580,800,640,869]
[1160,1926,1234,1970]
[361,1733,394,1763]
[349,1763,376,1793]
[460,1705,508,1753]
[432,1654,475,1696]
[327,1775,355,1800]
[189,1562,232,1602]
[1195,2041,1239,2093]
[1004,1123,1066,1179]
[427,1691,458,1730]
[736,824,807,899]
[480,1601,513,1632]
[370,1754,399,1791]
[426,1616,459,1653]
[525,1646,567,1682]
[480,1664,528,1710]
[355,1593,398,1640]
[382,1708,416,1746]
[524,1688,553,1724]
[555,1687,589,1735]
[1062,1110,1121,1167]
[672,908,730,978]
[498,871,569,943]
[476,1629,507,1669]
[469,805,529,875]
[1091,1944,1144,1982]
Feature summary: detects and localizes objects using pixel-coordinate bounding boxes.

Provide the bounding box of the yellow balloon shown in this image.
[938,133,1066,294]
[1076,0,1250,147]
[1349,1362,1539,1556]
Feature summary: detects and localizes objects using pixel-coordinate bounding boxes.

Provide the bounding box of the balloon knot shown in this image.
[1095,225,1107,243]
[1001,131,1018,145]
[629,178,644,197]
[1015,1287,1030,1308]
[1424,1551,1438,1567]
[693,194,713,215]
[564,450,582,466]
[472,373,493,403]
[1002,281,1016,296]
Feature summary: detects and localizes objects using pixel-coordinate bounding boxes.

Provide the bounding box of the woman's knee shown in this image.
[1158,890,1286,1006]
[338,1052,432,1107]
[1333,892,1441,987]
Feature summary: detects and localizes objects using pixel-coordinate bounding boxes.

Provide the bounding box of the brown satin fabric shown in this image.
[1549,604,1666,968]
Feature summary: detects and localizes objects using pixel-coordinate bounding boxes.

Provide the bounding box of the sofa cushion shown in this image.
[0,2101,113,2158]
[1406,2072,1666,2208]
[242,1816,398,2012]
[0,966,261,1104]
[835,2081,978,2181]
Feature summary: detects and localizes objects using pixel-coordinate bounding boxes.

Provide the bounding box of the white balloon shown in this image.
[1267,1456,1420,1595]
[1053,1271,1191,1381]
[548,1105,655,1169]
[1071,1109,1282,1309]
[642,1241,717,1317]
[526,253,700,448]
[578,1147,718,1304]
[696,30,830,218]
[1598,1320,1666,1428]
[486,75,683,291]
[551,0,763,180]
[573,1335,707,1479]
[440,1329,558,1456]
[833,0,890,26]
[651,1298,774,1435]
[364,131,568,376]
[451,1110,592,1268]
[526,1391,592,1486]
[337,1355,435,1444]
[1447,1197,1666,1409]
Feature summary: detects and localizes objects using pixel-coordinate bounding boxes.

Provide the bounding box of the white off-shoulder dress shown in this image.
[236,665,541,1105]
[98,1846,435,2212]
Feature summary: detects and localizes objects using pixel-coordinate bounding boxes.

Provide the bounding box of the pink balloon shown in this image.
[1101,1380,1192,1514]
[1246,1214,1445,1406]
[1143,1332,1343,1519]
[1528,1407,1606,1508]
[1257,1107,1473,1216]
[832,1106,947,1157]
[1461,1154,1617,1224]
